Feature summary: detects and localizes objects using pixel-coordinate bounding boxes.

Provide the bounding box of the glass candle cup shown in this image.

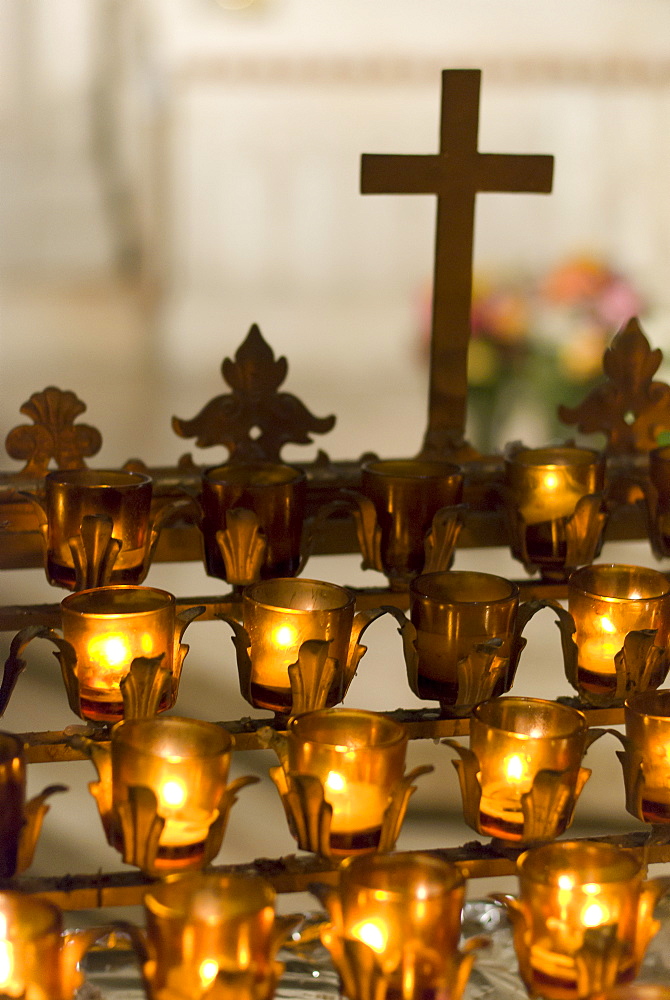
[568,565,670,697]
[0,893,64,1000]
[110,717,231,871]
[143,873,281,997]
[469,697,589,842]
[243,578,355,713]
[625,689,670,823]
[0,734,26,879]
[43,469,153,589]
[361,459,463,586]
[337,852,465,975]
[286,709,408,854]
[409,570,519,707]
[0,892,114,1000]
[60,585,188,723]
[513,841,648,1000]
[200,462,306,584]
[504,446,602,578]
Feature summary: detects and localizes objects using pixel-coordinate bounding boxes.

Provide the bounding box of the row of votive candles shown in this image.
[0,845,668,1000]
[23,442,670,593]
[5,694,670,879]
[5,561,670,723]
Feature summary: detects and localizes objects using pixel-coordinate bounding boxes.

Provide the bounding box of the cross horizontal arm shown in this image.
[477,152,554,193]
[361,153,446,195]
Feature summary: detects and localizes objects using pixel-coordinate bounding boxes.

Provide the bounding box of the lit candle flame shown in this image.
[351,920,387,954]
[272,624,297,649]
[159,779,187,810]
[599,616,617,634]
[325,771,346,792]
[504,753,528,784]
[87,633,132,674]
[543,472,559,490]
[581,900,609,927]
[199,959,219,987]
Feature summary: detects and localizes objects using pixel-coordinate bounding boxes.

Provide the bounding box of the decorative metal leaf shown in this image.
[17,784,68,873]
[559,318,670,454]
[5,386,102,476]
[520,767,587,843]
[378,764,433,851]
[287,640,338,716]
[423,504,464,574]
[216,508,267,586]
[172,325,336,462]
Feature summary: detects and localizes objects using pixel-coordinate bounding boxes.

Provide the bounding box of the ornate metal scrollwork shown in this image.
[5,386,102,477]
[172,325,336,463]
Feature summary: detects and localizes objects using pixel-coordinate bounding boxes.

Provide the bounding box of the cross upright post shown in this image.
[361,69,554,458]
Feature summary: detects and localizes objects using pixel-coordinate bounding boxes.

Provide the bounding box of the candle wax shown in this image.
[156,776,214,846]
[323,775,389,834]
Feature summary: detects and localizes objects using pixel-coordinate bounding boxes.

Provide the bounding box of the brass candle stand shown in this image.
[2,64,670,1000]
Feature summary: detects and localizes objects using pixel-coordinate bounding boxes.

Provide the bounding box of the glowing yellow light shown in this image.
[583,883,600,895]
[504,753,528,784]
[599,616,617,634]
[272,624,296,649]
[581,901,609,927]
[543,472,559,490]
[140,632,154,655]
[557,875,574,891]
[159,779,187,809]
[325,771,346,792]
[87,633,131,671]
[351,920,387,954]
[199,959,219,987]
[0,914,13,988]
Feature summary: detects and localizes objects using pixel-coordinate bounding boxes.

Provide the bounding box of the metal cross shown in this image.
[361,69,554,457]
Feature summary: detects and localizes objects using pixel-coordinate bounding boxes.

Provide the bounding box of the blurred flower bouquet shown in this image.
[421,255,645,452]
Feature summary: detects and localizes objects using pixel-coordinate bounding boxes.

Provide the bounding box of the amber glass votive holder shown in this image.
[504,446,604,580]
[316,852,480,1000]
[408,570,519,710]
[494,841,669,1000]
[623,689,670,824]
[42,469,153,589]
[113,717,229,868]
[0,732,63,878]
[242,578,354,713]
[200,462,306,586]
[142,872,296,1000]
[86,716,255,875]
[360,459,463,588]
[568,564,670,701]
[0,892,113,1000]
[270,708,417,857]
[59,585,201,723]
[447,697,591,844]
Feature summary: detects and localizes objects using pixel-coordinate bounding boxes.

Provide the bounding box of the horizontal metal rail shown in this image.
[18,703,622,763]
[2,829,665,909]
